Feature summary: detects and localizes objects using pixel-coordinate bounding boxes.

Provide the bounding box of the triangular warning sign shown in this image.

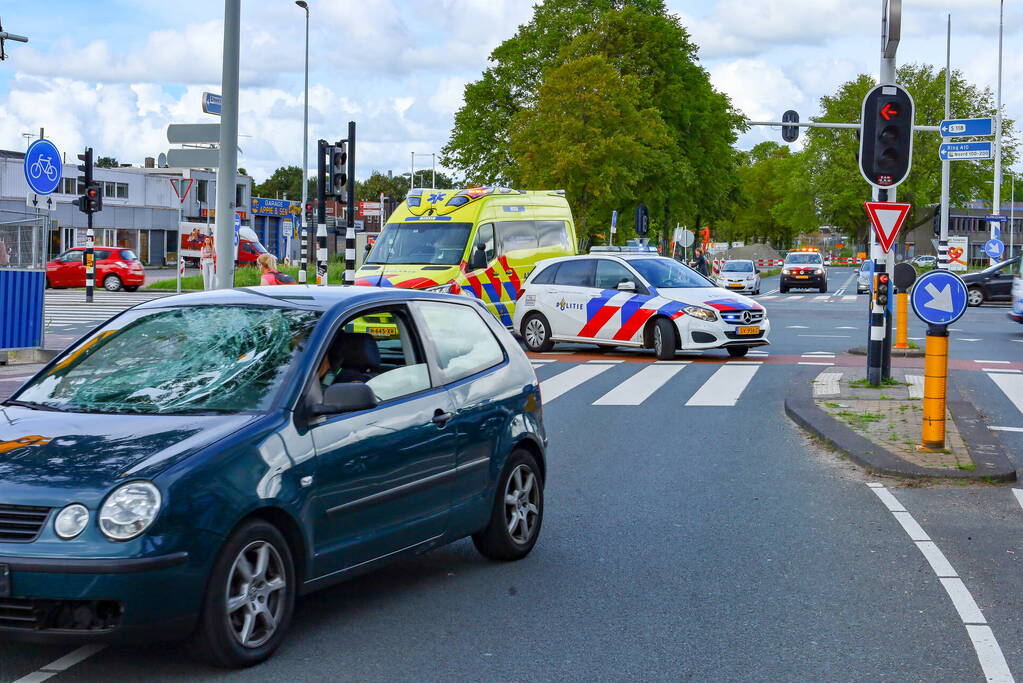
[863,201,912,253]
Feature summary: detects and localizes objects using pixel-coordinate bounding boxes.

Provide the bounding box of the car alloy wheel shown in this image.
[103,274,122,291]
[504,464,539,545]
[226,540,288,649]
[968,287,984,306]
[524,318,546,349]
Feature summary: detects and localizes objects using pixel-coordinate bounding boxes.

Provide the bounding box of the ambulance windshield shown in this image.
[367,222,473,266]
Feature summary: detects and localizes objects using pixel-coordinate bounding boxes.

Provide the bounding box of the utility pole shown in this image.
[213,0,241,289]
[296,1,310,265]
[345,121,357,285]
[0,19,29,60]
[991,0,1004,264]
[937,14,951,270]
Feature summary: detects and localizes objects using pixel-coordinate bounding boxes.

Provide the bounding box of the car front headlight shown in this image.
[684,305,718,322]
[782,267,792,274]
[99,481,162,541]
[815,268,824,275]
[54,503,90,540]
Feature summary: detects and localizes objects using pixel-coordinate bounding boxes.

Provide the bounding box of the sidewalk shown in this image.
[786,364,1016,481]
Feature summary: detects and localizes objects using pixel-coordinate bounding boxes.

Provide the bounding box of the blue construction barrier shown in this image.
[0,269,45,350]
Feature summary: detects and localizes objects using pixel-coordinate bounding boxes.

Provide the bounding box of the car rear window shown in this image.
[119,250,138,261]
[530,263,559,284]
[95,250,112,260]
[553,259,595,287]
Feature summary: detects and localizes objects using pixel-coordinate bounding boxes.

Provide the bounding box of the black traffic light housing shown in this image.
[859,84,914,188]
[76,147,96,214]
[84,183,102,213]
[634,203,649,236]
[304,201,314,226]
[873,272,890,308]
[781,109,800,143]
[325,141,347,199]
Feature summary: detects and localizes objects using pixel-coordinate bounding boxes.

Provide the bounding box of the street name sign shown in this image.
[202,92,222,116]
[939,118,993,137]
[984,238,1005,260]
[167,123,221,144]
[864,200,912,253]
[166,148,220,168]
[23,138,62,195]
[938,141,992,161]
[985,215,1008,222]
[910,269,968,327]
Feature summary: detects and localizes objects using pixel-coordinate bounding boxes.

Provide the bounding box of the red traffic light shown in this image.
[879,274,889,283]
[880,103,898,120]
[87,188,98,198]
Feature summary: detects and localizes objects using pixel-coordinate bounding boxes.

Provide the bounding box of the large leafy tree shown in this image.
[442,0,741,240]
[511,55,672,241]
[805,65,1017,245]
[253,165,305,200]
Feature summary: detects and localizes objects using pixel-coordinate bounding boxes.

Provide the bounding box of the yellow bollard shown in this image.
[920,328,948,450]
[895,291,909,349]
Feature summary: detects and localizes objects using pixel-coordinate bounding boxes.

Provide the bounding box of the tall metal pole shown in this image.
[213,0,241,289]
[344,121,357,285]
[298,1,309,265]
[431,153,436,188]
[1011,174,1016,258]
[874,0,898,384]
[410,152,415,190]
[938,14,951,270]
[992,0,1004,236]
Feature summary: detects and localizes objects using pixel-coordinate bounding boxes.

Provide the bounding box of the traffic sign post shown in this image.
[864,199,911,383]
[893,262,916,349]
[169,178,194,294]
[910,269,968,450]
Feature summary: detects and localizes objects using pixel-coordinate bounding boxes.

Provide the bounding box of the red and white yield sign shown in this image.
[864,201,912,253]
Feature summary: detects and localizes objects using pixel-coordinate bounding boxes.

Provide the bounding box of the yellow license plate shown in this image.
[737,326,760,335]
[368,326,395,336]
[728,283,743,288]
[795,275,809,279]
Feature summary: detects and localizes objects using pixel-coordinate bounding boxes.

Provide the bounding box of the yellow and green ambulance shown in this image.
[355,186,577,326]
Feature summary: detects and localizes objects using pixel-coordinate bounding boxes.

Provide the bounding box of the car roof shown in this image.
[131,285,470,314]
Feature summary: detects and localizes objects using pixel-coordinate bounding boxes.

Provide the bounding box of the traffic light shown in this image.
[76,147,94,214]
[781,109,799,143]
[304,201,314,226]
[634,203,649,236]
[859,84,914,188]
[83,182,102,214]
[873,272,890,308]
[325,141,347,198]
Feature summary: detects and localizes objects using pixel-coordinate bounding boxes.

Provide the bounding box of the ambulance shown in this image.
[355,187,577,326]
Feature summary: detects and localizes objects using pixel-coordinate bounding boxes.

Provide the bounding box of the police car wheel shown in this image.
[652,317,676,360]
[521,314,554,353]
[779,285,788,293]
[727,346,749,358]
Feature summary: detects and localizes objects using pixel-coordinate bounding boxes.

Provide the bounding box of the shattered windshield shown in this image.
[13,306,321,415]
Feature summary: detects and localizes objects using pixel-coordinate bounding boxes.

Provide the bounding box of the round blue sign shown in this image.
[23,139,62,195]
[910,269,969,327]
[984,238,1005,260]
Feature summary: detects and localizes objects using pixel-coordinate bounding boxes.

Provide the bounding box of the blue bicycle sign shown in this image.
[23,139,62,195]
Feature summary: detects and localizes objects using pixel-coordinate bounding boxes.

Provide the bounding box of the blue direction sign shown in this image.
[202,92,222,116]
[939,141,993,161]
[984,238,1005,260]
[985,214,1008,222]
[233,212,241,246]
[23,139,62,195]
[939,117,993,137]
[911,269,969,327]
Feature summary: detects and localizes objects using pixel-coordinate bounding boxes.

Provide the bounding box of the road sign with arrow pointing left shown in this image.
[863,200,911,253]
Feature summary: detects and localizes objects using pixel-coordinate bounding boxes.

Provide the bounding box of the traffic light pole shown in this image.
[316,138,328,286]
[345,121,356,286]
[938,16,952,269]
[85,221,94,304]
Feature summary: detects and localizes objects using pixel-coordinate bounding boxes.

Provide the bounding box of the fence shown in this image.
[703,257,864,275]
[0,218,49,351]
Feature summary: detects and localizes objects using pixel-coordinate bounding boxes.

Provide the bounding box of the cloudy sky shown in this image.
[0,0,1019,187]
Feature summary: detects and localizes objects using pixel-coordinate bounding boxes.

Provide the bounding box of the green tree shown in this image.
[253,166,305,200]
[442,0,741,236]
[96,156,118,168]
[805,65,1018,245]
[511,55,672,242]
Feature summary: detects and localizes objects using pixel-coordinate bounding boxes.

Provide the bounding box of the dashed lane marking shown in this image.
[867,484,1013,683]
[684,363,760,406]
[12,644,106,683]
[991,426,1023,433]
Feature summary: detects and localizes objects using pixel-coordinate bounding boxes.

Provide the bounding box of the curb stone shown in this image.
[784,373,1017,481]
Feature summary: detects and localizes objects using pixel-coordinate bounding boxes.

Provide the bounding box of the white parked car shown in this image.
[512,254,770,359]
[716,259,761,294]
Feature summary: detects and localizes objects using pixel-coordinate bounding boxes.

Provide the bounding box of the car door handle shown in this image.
[432,410,454,426]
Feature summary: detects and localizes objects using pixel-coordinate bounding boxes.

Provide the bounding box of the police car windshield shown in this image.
[630,258,712,288]
[785,253,822,264]
[367,222,473,265]
[723,261,753,272]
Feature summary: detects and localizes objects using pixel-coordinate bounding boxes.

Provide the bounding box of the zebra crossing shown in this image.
[532,359,765,407]
[756,294,861,303]
[43,290,172,331]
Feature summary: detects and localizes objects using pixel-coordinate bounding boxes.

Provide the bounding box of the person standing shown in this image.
[257,253,295,285]
[200,234,216,290]
[693,248,710,277]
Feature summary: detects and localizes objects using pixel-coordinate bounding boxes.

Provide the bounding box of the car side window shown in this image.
[497,221,539,255]
[474,223,496,264]
[537,220,570,250]
[416,302,505,384]
[594,260,635,290]
[530,263,559,285]
[63,251,83,263]
[553,259,595,287]
[95,250,111,260]
[316,306,431,404]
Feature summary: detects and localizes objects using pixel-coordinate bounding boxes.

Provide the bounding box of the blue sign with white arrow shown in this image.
[233,212,241,247]
[939,117,993,137]
[911,269,969,327]
[939,141,993,161]
[23,139,62,195]
[984,238,1005,260]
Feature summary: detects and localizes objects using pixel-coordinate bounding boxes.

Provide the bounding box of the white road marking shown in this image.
[802,351,835,356]
[12,645,107,683]
[991,426,1023,432]
[759,295,778,300]
[586,359,623,364]
[842,295,858,301]
[906,375,924,399]
[786,325,809,329]
[654,360,691,364]
[868,485,1013,682]
[539,364,612,402]
[814,295,830,300]
[798,362,834,366]
[836,326,857,329]
[787,295,804,300]
[685,364,760,406]
[798,334,850,338]
[593,364,686,406]
[956,338,982,342]
[984,368,1021,373]
[530,359,556,363]
[975,360,1011,364]
[987,372,1023,417]
[812,372,843,396]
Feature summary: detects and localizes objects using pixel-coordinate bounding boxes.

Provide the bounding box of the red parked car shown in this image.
[46,246,146,292]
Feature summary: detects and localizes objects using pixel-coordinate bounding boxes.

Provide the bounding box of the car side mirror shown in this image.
[313,383,378,415]
[617,279,636,292]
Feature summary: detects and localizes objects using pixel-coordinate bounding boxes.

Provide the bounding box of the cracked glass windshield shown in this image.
[14,306,321,414]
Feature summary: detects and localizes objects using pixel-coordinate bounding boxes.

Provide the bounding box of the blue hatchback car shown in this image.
[0,286,547,667]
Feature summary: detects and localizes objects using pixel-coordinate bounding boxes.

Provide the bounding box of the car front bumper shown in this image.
[781,273,826,288]
[716,281,757,293]
[676,316,771,350]
[0,536,218,642]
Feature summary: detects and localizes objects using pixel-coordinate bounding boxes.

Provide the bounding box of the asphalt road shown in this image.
[3,267,1023,681]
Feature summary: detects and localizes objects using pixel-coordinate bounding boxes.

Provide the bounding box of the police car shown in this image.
[512,253,770,359]
[780,248,828,293]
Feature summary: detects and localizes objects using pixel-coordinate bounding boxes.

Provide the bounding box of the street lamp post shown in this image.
[296,1,310,265]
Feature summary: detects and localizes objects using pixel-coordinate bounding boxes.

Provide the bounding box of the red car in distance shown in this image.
[46,246,146,292]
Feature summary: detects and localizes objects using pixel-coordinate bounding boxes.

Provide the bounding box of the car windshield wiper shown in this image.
[1,399,64,412]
